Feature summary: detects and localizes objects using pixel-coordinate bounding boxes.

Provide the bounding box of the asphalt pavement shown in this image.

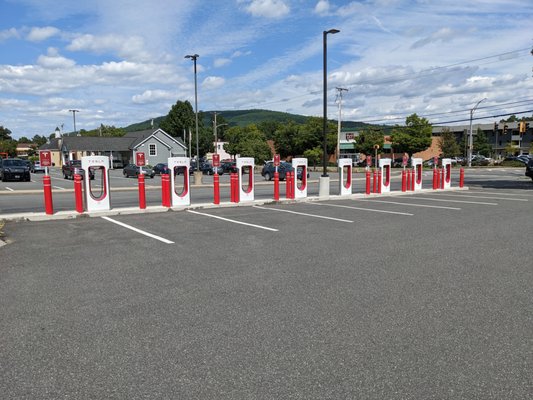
[0,168,531,399]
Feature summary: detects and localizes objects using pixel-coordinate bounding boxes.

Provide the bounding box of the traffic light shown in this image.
[503,124,508,134]
[494,122,498,131]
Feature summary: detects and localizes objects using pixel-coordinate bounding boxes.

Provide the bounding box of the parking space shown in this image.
[1,172,531,399]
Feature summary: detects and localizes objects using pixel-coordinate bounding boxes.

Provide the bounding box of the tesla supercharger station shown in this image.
[292,158,308,199]
[442,158,452,189]
[411,158,423,191]
[236,157,254,202]
[168,157,190,207]
[338,158,352,196]
[81,155,111,212]
[379,158,391,193]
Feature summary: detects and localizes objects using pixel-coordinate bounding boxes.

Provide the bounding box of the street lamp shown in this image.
[213,112,227,155]
[468,98,486,167]
[69,109,79,135]
[185,54,199,172]
[319,28,340,197]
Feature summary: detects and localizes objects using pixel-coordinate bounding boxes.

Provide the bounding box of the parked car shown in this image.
[62,160,95,180]
[123,164,155,178]
[31,161,46,173]
[221,160,238,174]
[0,158,31,182]
[199,162,223,175]
[261,161,288,181]
[153,163,169,175]
[525,158,533,181]
[471,155,490,166]
[112,159,124,168]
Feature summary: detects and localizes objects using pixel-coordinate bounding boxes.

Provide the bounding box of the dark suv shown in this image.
[261,161,289,181]
[0,158,31,181]
[525,158,533,181]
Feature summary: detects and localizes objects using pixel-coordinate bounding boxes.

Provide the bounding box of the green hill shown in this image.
[123,109,377,132]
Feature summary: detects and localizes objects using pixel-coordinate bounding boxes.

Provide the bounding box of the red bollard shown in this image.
[365,170,371,195]
[372,170,377,193]
[138,173,146,209]
[402,169,407,192]
[377,169,382,194]
[231,173,239,203]
[410,169,415,191]
[432,168,437,190]
[459,168,465,188]
[440,168,445,189]
[213,172,220,204]
[43,175,54,215]
[161,173,171,207]
[230,173,234,202]
[74,173,83,213]
[274,171,279,201]
[286,171,291,199]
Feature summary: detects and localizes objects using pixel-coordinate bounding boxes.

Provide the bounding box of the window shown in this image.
[149,144,156,156]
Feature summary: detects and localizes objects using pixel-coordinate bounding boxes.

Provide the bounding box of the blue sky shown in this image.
[0,0,532,139]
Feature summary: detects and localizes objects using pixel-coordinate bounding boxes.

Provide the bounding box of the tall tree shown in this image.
[355,126,385,155]
[0,126,12,141]
[223,125,271,163]
[390,113,432,156]
[473,127,492,157]
[160,100,195,138]
[438,128,461,157]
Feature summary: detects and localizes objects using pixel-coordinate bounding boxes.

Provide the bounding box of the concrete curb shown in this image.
[0,186,469,222]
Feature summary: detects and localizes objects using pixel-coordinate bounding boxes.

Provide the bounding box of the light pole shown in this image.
[336,87,348,162]
[212,112,227,155]
[468,98,486,167]
[319,28,340,198]
[69,109,79,135]
[185,54,200,179]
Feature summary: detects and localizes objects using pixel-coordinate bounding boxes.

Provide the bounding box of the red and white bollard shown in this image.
[274,171,279,201]
[432,168,437,190]
[74,173,83,213]
[138,173,146,209]
[377,169,382,194]
[440,168,445,190]
[372,170,377,194]
[459,168,465,188]
[213,172,220,205]
[230,173,239,203]
[402,169,407,192]
[43,175,54,215]
[365,170,371,195]
[161,173,171,207]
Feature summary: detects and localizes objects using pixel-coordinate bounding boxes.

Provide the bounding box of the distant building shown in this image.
[39,128,187,167]
[15,143,35,158]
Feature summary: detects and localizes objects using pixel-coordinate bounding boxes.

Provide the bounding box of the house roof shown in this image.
[38,129,186,152]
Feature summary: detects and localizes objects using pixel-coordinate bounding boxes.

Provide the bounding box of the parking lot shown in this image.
[0,169,532,399]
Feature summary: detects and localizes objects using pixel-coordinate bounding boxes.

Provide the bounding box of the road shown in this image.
[0,168,531,399]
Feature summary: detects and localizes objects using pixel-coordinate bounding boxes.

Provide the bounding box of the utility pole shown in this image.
[69,109,79,135]
[335,87,348,162]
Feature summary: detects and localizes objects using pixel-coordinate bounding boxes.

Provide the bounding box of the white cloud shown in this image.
[202,76,225,90]
[67,33,150,61]
[245,0,290,19]
[314,0,330,15]
[214,58,231,68]
[132,90,176,104]
[26,26,60,42]
[37,47,76,69]
[0,28,20,41]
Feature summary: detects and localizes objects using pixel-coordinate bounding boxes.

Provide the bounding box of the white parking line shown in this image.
[187,209,278,231]
[310,202,413,216]
[466,190,533,197]
[101,216,175,244]
[5,187,14,191]
[53,186,67,190]
[254,205,354,223]
[408,196,497,206]
[434,193,528,202]
[358,199,461,210]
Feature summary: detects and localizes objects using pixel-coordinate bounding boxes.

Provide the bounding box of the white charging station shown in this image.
[168,157,190,206]
[411,157,423,191]
[442,158,452,189]
[379,158,391,193]
[338,158,352,196]
[236,157,254,202]
[81,156,111,212]
[291,158,308,199]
